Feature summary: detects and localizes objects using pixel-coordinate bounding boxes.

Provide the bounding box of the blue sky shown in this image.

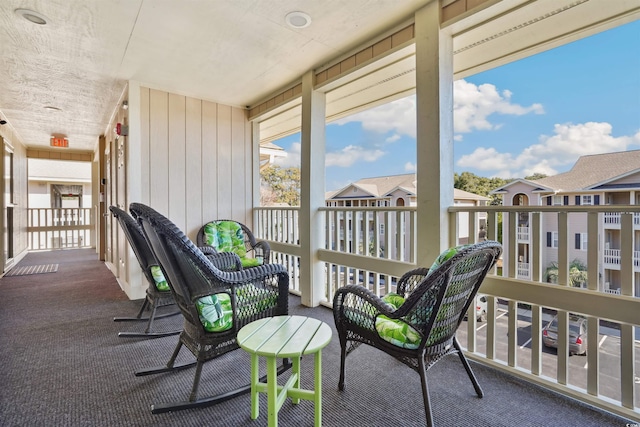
[272,20,640,192]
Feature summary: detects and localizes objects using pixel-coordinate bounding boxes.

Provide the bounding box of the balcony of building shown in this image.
[254,203,640,423]
[604,212,640,229]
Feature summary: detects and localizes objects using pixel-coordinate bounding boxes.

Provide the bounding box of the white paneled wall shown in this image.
[139,87,253,240]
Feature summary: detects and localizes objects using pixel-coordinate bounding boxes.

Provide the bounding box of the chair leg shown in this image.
[418,356,435,427]
[144,305,158,333]
[135,341,197,376]
[337,339,347,391]
[453,338,483,398]
[189,361,204,402]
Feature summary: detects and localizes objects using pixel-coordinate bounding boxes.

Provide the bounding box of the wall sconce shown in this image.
[122,100,128,110]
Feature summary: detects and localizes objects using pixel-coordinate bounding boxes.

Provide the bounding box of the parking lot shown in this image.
[458,302,640,407]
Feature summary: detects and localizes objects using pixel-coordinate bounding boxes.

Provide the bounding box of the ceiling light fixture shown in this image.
[285,11,311,29]
[122,101,128,110]
[15,9,48,25]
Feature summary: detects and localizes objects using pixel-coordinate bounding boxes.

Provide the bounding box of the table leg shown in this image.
[267,356,278,427]
[292,356,301,404]
[314,351,323,427]
[250,353,259,420]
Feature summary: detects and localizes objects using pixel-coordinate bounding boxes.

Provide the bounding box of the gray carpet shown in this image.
[0,249,633,426]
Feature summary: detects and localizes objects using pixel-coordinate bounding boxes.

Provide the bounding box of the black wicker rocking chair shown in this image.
[129,203,290,414]
[333,241,502,427]
[196,219,271,269]
[110,205,183,339]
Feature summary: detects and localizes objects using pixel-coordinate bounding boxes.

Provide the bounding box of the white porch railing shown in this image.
[604,248,640,269]
[27,208,92,250]
[517,226,530,241]
[255,204,640,421]
[517,261,530,279]
[604,212,640,226]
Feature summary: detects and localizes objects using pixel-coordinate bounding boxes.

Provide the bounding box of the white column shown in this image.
[299,71,326,307]
[415,3,454,265]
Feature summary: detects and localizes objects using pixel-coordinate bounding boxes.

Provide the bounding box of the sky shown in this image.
[272,20,640,192]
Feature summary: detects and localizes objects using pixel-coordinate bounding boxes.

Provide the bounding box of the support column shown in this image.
[299,71,326,307]
[415,3,455,265]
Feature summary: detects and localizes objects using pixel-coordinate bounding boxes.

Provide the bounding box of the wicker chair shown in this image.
[110,205,183,338]
[197,219,271,268]
[333,241,502,427]
[129,203,289,413]
[110,206,242,338]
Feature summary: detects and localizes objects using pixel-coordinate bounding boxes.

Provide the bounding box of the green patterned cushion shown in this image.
[196,286,278,332]
[375,293,421,349]
[196,293,233,332]
[203,221,263,267]
[427,244,471,276]
[150,265,170,291]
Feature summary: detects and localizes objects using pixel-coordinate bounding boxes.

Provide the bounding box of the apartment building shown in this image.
[492,150,640,296]
[325,173,489,259]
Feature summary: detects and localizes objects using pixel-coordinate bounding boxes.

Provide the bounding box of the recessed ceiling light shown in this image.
[44,106,62,112]
[285,11,311,29]
[15,9,48,25]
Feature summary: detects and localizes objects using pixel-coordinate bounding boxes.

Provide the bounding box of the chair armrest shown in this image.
[252,240,271,263]
[333,285,398,331]
[203,250,243,271]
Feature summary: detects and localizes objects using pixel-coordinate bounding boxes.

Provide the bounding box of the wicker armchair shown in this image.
[197,219,271,268]
[333,241,502,427]
[129,203,289,413]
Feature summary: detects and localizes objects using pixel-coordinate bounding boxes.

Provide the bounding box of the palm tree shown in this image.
[544,259,588,287]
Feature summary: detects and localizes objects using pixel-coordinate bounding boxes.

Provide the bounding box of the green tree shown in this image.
[544,259,588,287]
[453,171,510,205]
[260,165,301,206]
[524,173,547,181]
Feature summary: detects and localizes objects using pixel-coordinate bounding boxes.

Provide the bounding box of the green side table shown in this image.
[238,315,333,427]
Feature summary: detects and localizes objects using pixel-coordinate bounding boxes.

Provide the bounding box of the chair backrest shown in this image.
[200,220,249,257]
[397,241,502,349]
[130,203,236,327]
[109,205,160,289]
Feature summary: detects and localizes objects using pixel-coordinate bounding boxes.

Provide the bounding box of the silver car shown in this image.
[542,314,588,356]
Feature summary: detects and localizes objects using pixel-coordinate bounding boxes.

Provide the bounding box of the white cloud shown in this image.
[404,162,416,172]
[386,134,401,143]
[453,80,544,133]
[326,145,386,167]
[274,142,301,167]
[457,122,640,178]
[332,79,544,138]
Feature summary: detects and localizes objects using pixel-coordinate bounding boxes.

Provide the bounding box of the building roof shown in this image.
[533,150,640,192]
[327,173,489,201]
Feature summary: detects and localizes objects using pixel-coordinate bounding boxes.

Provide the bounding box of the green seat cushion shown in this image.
[196,293,233,332]
[241,257,262,268]
[150,265,170,291]
[375,293,421,349]
[203,221,263,267]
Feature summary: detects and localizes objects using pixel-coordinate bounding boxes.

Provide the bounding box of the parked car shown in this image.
[542,314,588,356]
[464,293,488,322]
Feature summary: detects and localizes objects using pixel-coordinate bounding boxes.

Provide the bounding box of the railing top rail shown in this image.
[319,206,416,212]
[255,206,299,211]
[448,205,640,213]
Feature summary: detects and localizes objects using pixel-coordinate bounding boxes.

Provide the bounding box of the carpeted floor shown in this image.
[0,249,633,426]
